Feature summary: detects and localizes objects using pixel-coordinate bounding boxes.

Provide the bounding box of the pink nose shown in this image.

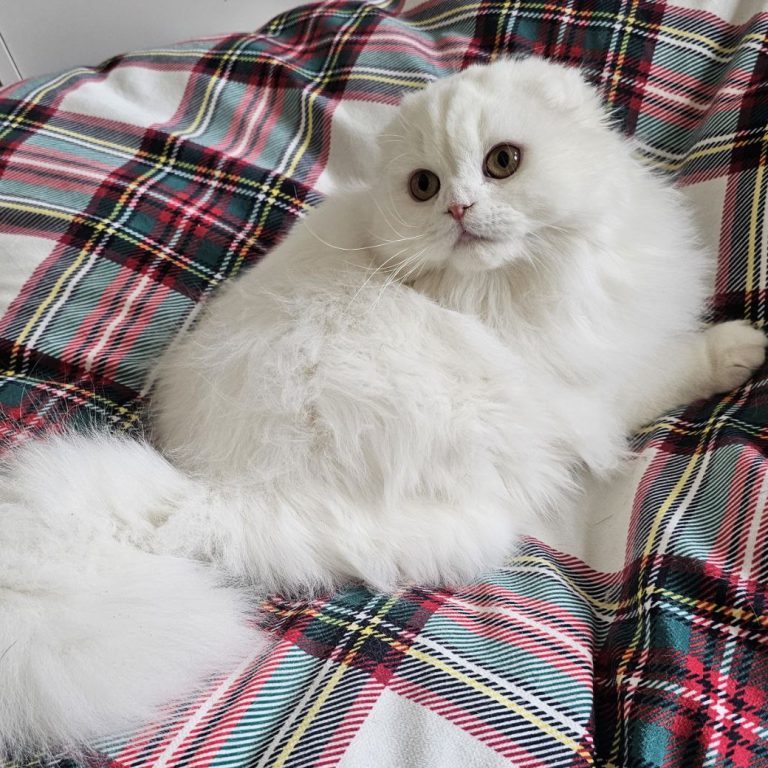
[447,202,472,220]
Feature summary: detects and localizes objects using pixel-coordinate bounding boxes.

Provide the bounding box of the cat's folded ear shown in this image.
[493,57,605,116]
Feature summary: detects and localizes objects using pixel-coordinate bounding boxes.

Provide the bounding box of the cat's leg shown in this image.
[338,497,522,592]
[626,320,766,430]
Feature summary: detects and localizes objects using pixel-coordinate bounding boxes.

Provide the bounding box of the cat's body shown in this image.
[151,196,573,593]
[0,57,765,757]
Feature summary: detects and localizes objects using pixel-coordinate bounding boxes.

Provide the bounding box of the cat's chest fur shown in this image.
[409,252,625,388]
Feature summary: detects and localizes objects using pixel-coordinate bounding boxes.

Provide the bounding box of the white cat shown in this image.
[0,57,764,758]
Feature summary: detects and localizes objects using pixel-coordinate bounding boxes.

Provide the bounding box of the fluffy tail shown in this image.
[0,433,266,759]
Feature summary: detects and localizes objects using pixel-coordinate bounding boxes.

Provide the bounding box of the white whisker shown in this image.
[299,218,422,253]
[344,247,413,312]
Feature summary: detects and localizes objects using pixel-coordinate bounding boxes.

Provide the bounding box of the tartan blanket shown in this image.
[1,1,767,766]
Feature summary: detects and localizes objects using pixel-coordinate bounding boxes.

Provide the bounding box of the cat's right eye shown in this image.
[408,169,440,202]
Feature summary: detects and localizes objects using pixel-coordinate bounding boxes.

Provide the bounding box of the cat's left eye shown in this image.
[484,143,521,179]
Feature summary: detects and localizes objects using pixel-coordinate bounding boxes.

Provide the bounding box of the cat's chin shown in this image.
[450,239,520,274]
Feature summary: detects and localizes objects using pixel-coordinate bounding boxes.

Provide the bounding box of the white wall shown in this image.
[0,0,304,85]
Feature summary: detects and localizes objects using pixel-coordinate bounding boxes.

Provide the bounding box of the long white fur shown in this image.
[1,57,765,757]
[0,433,263,759]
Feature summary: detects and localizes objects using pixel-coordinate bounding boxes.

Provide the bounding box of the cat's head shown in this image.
[369,57,629,277]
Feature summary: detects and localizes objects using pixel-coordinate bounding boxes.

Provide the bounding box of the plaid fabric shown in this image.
[1,1,768,766]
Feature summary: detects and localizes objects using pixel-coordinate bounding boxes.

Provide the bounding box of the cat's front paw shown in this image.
[705,320,767,393]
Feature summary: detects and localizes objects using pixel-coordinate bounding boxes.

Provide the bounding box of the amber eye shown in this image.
[483,143,521,179]
[408,169,440,201]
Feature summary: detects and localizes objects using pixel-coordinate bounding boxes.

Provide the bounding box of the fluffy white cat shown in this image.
[0,57,764,757]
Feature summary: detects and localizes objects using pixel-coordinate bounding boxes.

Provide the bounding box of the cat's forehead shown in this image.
[397,71,508,152]
[386,59,602,165]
